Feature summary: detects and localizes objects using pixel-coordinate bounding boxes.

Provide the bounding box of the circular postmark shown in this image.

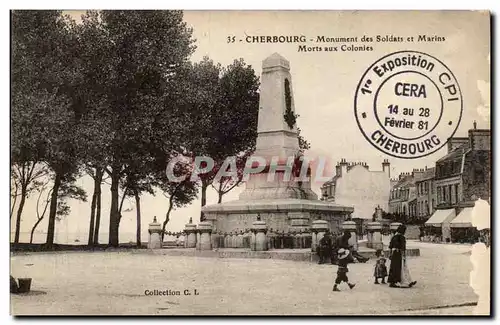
[354,50,463,159]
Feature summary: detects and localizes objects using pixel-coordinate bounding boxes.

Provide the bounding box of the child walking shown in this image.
[333,248,356,292]
[373,249,388,284]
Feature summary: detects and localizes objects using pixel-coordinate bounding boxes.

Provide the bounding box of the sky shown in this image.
[11,10,490,244]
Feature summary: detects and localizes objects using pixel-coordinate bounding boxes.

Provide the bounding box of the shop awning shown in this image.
[425,209,456,226]
[450,207,474,228]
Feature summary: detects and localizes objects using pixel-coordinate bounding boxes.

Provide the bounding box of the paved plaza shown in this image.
[10,241,478,315]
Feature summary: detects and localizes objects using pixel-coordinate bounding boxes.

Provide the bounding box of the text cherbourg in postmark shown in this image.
[10,10,490,316]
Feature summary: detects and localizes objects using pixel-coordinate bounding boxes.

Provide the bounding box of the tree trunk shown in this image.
[30,188,51,244]
[217,181,224,204]
[30,217,44,244]
[45,172,62,248]
[10,182,18,220]
[200,180,208,222]
[108,168,120,247]
[134,190,141,248]
[87,180,98,246]
[93,169,103,246]
[161,200,174,242]
[13,187,27,244]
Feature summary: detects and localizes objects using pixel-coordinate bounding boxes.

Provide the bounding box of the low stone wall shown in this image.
[144,247,420,262]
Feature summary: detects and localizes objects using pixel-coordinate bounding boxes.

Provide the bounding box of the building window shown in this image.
[448,185,452,204]
[455,183,459,203]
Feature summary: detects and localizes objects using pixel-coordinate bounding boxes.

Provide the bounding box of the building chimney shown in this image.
[339,158,348,176]
[335,163,341,177]
[382,159,390,178]
[473,120,477,129]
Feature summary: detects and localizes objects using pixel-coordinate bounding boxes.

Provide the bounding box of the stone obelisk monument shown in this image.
[239,53,317,201]
[202,53,353,234]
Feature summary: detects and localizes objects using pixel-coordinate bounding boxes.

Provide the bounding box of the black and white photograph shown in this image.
[9,9,491,316]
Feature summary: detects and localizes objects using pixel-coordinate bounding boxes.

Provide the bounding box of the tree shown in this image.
[211,153,251,204]
[79,10,196,247]
[28,177,86,243]
[158,157,198,241]
[73,11,114,246]
[12,11,76,245]
[30,179,52,244]
[12,10,88,248]
[180,58,260,220]
[120,164,156,248]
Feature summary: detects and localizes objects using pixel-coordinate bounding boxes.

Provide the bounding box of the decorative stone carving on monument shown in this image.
[184,220,197,248]
[148,216,162,249]
[342,220,358,251]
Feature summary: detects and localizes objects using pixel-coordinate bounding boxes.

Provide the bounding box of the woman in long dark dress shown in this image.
[388,225,417,288]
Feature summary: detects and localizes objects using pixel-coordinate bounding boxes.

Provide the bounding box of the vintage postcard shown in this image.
[10,10,491,316]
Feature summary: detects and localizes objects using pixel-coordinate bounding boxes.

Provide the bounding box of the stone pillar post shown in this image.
[390,222,402,241]
[366,221,383,250]
[148,217,162,249]
[311,220,329,252]
[197,222,212,250]
[342,220,358,251]
[211,231,219,249]
[237,231,244,248]
[230,232,236,248]
[184,221,197,248]
[250,231,256,251]
[196,231,201,250]
[288,212,311,233]
[251,220,268,251]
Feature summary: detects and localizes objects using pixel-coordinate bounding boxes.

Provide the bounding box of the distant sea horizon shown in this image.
[10,231,183,245]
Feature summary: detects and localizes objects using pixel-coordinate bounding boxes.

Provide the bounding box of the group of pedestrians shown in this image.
[317,230,369,265]
[318,225,417,292]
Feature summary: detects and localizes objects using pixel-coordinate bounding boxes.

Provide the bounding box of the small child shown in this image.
[373,249,388,284]
[333,248,356,292]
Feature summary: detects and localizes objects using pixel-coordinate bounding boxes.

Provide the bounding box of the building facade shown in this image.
[434,125,491,209]
[388,171,420,220]
[321,158,391,220]
[415,167,436,219]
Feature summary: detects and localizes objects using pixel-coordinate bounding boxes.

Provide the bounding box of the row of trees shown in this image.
[11,10,309,248]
